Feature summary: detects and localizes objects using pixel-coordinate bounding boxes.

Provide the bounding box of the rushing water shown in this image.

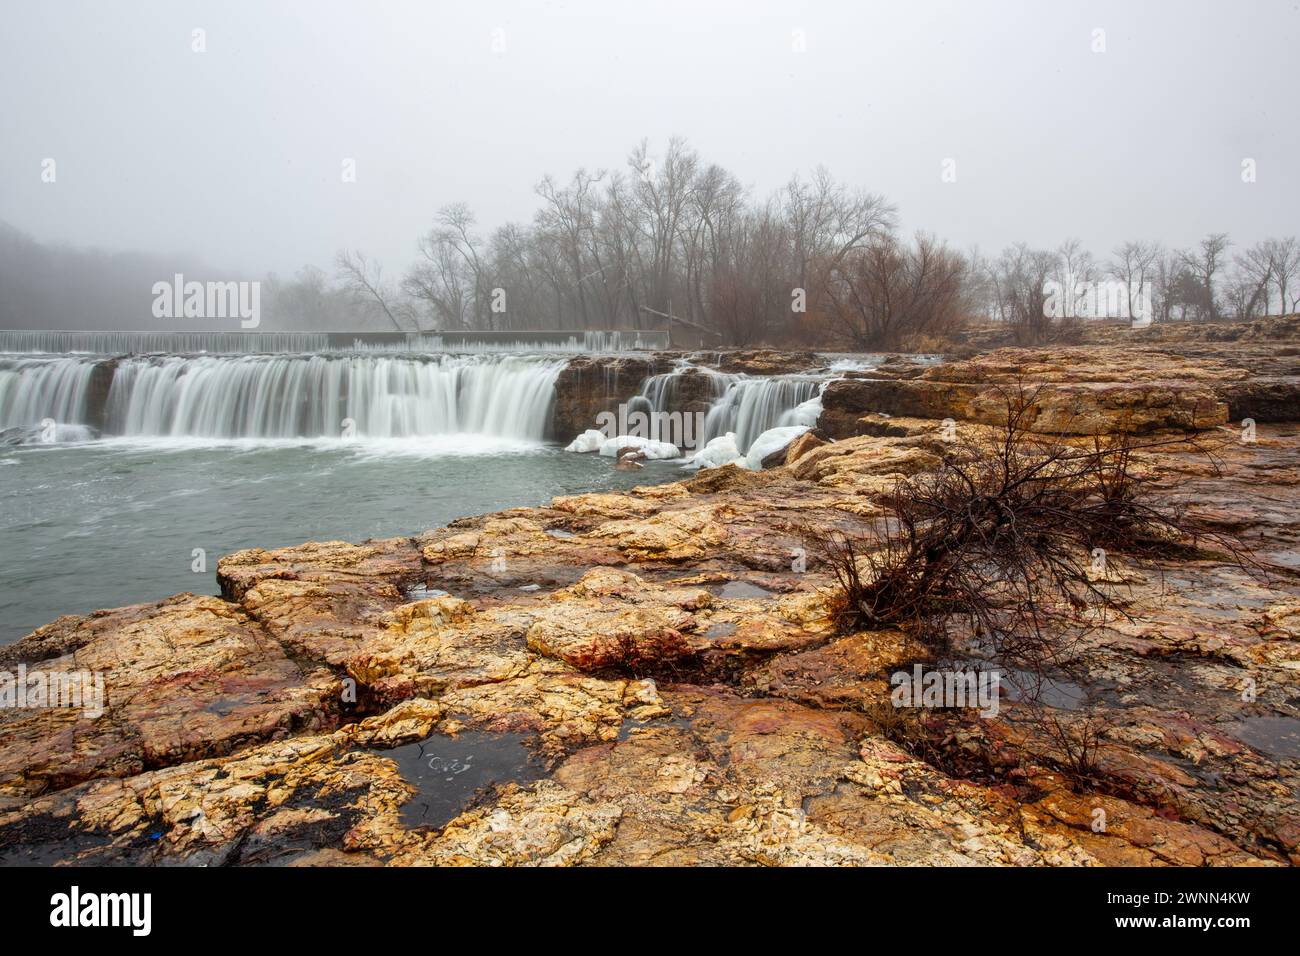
[0,346,829,641]
[0,438,683,644]
[0,349,687,643]
[639,366,825,452]
[0,357,100,427]
[1,353,568,440]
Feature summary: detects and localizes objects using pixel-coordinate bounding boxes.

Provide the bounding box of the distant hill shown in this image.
[0,221,384,332]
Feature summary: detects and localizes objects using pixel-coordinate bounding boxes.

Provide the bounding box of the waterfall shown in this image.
[638,366,729,411]
[703,377,822,451]
[2,353,566,442]
[0,357,103,429]
[637,364,822,453]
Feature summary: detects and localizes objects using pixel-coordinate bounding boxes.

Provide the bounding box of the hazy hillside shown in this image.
[0,220,385,332]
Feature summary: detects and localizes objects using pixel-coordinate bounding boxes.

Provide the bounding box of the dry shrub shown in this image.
[1039,709,1110,784]
[809,384,1248,675]
[590,628,693,679]
[799,384,1270,792]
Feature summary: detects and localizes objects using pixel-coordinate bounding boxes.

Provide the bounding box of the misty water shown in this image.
[0,436,680,644]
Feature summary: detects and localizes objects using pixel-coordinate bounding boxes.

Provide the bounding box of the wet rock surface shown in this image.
[819,347,1236,438]
[551,355,672,441]
[691,348,821,375]
[2,345,1299,866]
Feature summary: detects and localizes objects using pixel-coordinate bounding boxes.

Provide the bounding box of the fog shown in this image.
[1,0,1296,332]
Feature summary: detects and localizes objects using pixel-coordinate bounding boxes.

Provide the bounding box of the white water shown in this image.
[705,377,822,451]
[5,349,845,454]
[638,366,823,452]
[0,357,101,429]
[1,353,567,442]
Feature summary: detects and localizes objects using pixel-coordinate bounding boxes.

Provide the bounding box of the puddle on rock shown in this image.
[616,713,690,741]
[1263,549,1300,570]
[379,730,546,830]
[403,583,450,600]
[1226,715,1300,760]
[996,667,1088,711]
[717,580,773,600]
[955,657,1089,712]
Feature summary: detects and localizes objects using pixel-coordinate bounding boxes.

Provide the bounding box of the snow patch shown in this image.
[744,425,810,470]
[684,432,745,470]
[779,395,823,429]
[565,429,606,453]
[598,434,681,460]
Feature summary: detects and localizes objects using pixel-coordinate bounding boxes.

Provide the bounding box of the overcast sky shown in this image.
[1,0,1296,277]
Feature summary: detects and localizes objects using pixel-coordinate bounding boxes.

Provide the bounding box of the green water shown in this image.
[0,437,679,644]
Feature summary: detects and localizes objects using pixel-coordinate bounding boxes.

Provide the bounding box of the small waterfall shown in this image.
[638,366,730,411]
[638,364,821,453]
[703,377,822,451]
[0,357,104,429]
[2,353,567,442]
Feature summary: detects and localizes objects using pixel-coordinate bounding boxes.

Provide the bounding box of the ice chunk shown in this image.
[780,395,823,429]
[597,434,681,460]
[744,425,810,470]
[684,432,745,470]
[565,429,606,453]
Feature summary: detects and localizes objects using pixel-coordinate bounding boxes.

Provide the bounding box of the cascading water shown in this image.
[636,364,823,453]
[702,377,823,451]
[0,357,102,430]
[2,352,567,442]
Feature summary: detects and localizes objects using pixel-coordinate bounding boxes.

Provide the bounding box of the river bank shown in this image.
[1,325,1298,866]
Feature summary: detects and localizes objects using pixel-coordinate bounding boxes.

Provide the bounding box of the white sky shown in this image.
[1,0,1296,276]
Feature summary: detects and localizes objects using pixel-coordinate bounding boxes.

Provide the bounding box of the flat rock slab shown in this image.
[820,352,1231,437]
[0,594,336,800]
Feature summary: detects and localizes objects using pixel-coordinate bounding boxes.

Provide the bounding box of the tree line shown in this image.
[337,138,1299,348]
[4,137,1295,345]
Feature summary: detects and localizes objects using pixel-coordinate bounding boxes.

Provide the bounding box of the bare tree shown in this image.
[1263,236,1300,315]
[332,139,1286,347]
[535,169,608,328]
[1053,238,1097,322]
[335,249,412,331]
[787,167,896,299]
[1178,232,1231,322]
[1231,241,1275,320]
[818,232,967,349]
[989,244,1060,344]
[1109,240,1161,321]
